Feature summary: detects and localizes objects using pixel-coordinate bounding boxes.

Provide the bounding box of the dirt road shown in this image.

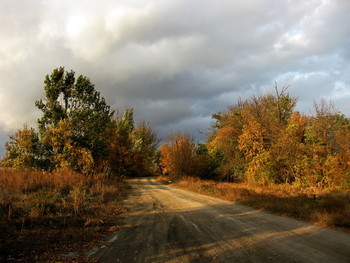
[89,178,350,262]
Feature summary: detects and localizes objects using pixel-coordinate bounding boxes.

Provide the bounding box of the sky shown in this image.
[0,0,350,155]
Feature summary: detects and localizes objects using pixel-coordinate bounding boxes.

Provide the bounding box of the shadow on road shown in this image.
[90,178,350,263]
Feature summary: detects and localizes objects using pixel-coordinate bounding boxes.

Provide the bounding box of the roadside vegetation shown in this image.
[0,168,128,262]
[159,85,350,229]
[0,67,159,262]
[2,67,350,260]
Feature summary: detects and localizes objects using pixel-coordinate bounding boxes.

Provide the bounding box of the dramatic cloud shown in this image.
[1,0,350,154]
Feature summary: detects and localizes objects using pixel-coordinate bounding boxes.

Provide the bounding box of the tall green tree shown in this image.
[35,67,114,171]
[2,67,160,177]
[103,109,135,177]
[132,121,159,175]
[103,108,159,177]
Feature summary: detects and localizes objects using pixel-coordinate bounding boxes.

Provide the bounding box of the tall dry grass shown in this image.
[0,168,126,219]
[0,168,128,262]
[160,176,350,229]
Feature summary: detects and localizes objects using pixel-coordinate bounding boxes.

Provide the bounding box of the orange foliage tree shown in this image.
[160,134,204,179]
[207,88,350,188]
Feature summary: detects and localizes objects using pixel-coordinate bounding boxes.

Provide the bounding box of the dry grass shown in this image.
[158,176,350,230]
[0,168,129,262]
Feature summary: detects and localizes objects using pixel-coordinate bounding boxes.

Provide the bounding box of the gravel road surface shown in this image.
[89,178,350,263]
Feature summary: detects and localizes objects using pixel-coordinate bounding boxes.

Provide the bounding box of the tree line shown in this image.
[3,68,350,189]
[160,86,350,189]
[1,67,159,177]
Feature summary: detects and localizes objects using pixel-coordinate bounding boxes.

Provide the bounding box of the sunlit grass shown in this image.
[0,168,128,262]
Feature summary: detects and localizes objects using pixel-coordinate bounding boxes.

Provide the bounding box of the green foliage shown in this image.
[103,108,159,177]
[132,121,159,175]
[35,67,113,173]
[2,67,159,178]
[103,109,136,177]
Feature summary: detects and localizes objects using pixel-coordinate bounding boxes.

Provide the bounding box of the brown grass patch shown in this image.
[0,168,129,262]
[158,176,350,230]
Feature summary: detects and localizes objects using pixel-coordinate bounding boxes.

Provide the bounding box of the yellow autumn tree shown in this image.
[238,120,267,183]
[2,125,41,169]
[269,111,308,184]
[43,120,94,174]
[304,100,350,187]
[208,126,245,181]
[326,128,350,187]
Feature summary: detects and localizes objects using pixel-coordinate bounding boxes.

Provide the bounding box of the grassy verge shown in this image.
[0,168,129,263]
[158,176,350,230]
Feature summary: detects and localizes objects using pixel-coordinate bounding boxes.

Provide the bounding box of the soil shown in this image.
[88,178,350,262]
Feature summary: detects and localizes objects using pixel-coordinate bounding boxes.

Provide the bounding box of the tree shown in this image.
[42,120,94,174]
[207,85,298,183]
[35,67,73,131]
[35,67,114,172]
[1,125,44,169]
[304,100,350,187]
[103,109,136,177]
[160,134,202,178]
[238,120,267,183]
[2,67,160,177]
[208,126,245,182]
[132,121,159,176]
[268,111,308,184]
[103,108,160,177]
[207,102,247,181]
[240,89,297,147]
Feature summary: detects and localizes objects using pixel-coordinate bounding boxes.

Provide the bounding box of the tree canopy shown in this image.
[159,86,350,189]
[2,67,159,177]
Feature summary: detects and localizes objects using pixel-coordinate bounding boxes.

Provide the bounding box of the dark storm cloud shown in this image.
[0,0,350,152]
